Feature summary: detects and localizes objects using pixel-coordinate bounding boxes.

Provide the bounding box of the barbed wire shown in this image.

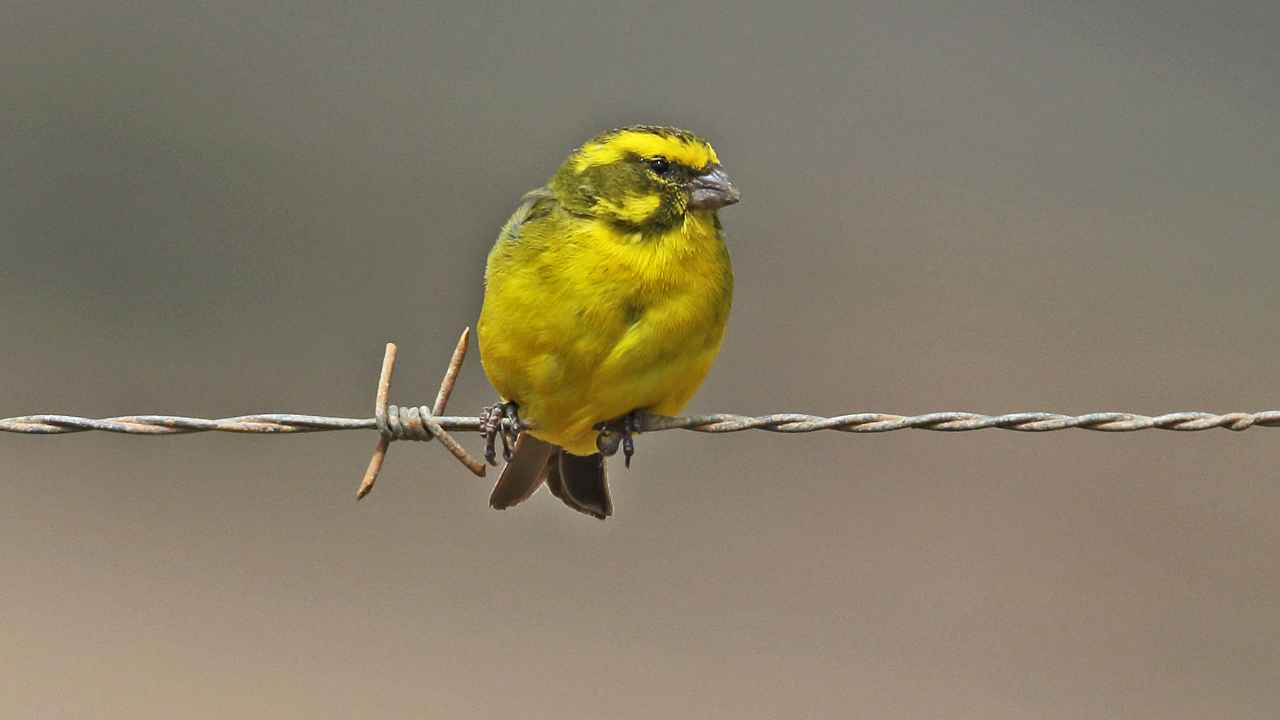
[4,328,1276,498]
[9,409,1278,437]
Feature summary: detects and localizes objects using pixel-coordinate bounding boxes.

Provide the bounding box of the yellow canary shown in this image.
[478,126,739,518]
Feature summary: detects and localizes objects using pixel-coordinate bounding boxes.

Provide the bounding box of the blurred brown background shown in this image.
[3,2,1278,718]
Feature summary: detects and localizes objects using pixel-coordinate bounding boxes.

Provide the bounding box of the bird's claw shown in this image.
[481,401,522,466]
[501,404,521,461]
[596,411,642,469]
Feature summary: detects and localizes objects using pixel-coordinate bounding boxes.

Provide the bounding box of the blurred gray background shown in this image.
[3,1,1278,718]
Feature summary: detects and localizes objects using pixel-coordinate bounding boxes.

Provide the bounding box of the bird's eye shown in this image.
[646,156,672,175]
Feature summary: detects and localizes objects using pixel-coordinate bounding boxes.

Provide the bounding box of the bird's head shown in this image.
[550,125,740,231]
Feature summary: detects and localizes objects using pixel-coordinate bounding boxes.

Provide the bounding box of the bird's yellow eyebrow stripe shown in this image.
[573,129,720,172]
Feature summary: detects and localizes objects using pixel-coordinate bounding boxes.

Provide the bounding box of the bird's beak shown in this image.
[687,164,741,210]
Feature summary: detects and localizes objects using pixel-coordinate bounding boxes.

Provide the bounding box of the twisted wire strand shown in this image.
[7,332,1277,499]
[635,410,1280,433]
[4,410,1278,436]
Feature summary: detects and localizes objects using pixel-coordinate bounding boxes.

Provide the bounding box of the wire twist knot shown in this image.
[379,404,440,442]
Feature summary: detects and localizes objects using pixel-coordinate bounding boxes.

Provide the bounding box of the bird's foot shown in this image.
[596,410,643,469]
[480,401,522,465]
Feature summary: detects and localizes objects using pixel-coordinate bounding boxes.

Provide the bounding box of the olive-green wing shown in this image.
[495,186,557,246]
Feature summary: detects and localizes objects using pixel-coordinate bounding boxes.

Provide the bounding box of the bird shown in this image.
[477,125,740,519]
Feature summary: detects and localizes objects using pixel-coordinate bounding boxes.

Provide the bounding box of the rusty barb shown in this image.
[356,328,485,499]
[3,326,1280,500]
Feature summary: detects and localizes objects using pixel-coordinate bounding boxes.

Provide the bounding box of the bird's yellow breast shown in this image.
[478,208,732,455]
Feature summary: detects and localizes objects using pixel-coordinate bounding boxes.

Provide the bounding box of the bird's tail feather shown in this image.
[546,450,612,519]
[489,433,613,519]
[489,434,557,510]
